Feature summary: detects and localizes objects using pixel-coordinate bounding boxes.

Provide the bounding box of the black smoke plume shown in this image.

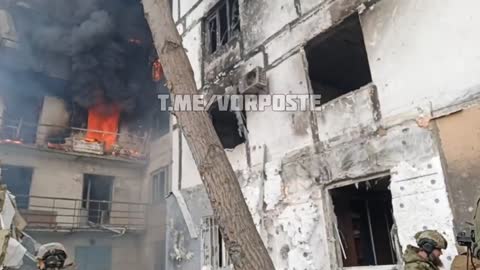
[5,0,155,113]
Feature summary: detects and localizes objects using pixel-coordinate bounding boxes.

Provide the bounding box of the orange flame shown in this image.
[85,103,120,151]
[152,59,163,81]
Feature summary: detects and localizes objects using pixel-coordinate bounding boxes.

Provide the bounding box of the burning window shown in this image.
[306,14,372,105]
[205,0,240,54]
[330,176,397,267]
[151,167,171,203]
[84,102,120,152]
[201,216,231,269]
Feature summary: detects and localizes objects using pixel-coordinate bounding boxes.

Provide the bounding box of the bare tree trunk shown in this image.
[142,1,275,269]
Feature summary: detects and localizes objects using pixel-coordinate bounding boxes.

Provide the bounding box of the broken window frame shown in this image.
[201,216,232,270]
[81,174,114,225]
[208,98,247,150]
[304,12,373,107]
[151,166,171,203]
[205,0,241,55]
[324,172,400,269]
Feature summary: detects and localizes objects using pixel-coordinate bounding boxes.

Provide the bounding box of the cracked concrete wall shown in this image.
[260,123,456,269]
[315,84,379,149]
[170,123,459,270]
[167,0,480,269]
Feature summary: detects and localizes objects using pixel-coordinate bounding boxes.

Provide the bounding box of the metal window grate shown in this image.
[201,216,232,269]
[152,166,171,203]
[205,0,240,54]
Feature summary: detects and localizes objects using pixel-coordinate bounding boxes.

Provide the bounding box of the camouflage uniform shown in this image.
[403,245,439,270]
[403,230,447,270]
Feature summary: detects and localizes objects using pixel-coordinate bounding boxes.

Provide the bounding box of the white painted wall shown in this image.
[247,53,312,163]
[391,156,457,266]
[179,0,199,18]
[240,0,298,52]
[182,22,203,89]
[181,0,219,29]
[361,0,480,123]
[172,0,180,21]
[300,0,327,14]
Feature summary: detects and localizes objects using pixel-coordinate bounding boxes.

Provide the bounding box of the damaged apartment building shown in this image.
[0,0,171,269]
[1,0,480,270]
[164,0,480,270]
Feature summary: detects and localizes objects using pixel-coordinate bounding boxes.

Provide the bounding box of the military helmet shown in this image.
[36,243,68,270]
[415,230,448,250]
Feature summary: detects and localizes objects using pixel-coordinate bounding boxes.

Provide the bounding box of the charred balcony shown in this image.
[0,113,150,162]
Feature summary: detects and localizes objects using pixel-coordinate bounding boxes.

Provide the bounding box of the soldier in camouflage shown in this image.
[403,230,448,270]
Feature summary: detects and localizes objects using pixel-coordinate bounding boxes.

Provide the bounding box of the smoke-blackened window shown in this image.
[209,99,246,150]
[205,0,240,54]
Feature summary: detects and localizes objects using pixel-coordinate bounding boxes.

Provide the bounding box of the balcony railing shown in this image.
[16,195,148,232]
[0,116,149,160]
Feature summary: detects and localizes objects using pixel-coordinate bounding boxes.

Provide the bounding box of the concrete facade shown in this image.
[0,144,144,202]
[140,134,172,270]
[164,0,480,269]
[0,143,147,270]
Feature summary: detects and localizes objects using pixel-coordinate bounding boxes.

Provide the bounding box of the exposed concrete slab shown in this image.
[315,84,378,148]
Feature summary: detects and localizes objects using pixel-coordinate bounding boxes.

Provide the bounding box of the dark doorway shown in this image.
[82,174,114,224]
[330,176,396,267]
[0,165,33,209]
